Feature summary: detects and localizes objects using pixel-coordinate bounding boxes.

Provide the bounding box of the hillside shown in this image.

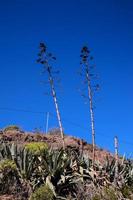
[0,126,132,200]
[0,127,113,164]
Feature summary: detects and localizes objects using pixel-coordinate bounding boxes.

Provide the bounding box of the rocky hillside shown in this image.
[0,126,113,164]
[0,126,133,200]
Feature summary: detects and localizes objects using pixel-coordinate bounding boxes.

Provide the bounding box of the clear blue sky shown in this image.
[0,0,133,156]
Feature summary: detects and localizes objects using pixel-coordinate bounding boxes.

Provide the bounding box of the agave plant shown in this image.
[42,148,100,198]
[0,142,43,191]
[0,143,33,179]
[40,149,72,196]
[0,142,14,160]
[0,141,133,199]
[116,159,133,188]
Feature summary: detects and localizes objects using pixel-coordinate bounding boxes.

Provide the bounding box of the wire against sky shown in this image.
[0,106,133,148]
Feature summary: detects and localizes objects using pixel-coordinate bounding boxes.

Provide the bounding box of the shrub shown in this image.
[0,159,19,194]
[121,185,133,198]
[47,127,61,135]
[30,184,54,200]
[3,125,21,132]
[0,159,16,171]
[34,132,43,141]
[103,187,118,200]
[92,195,101,200]
[25,142,48,156]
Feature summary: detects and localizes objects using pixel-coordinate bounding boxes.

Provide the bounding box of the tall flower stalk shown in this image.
[37,43,65,149]
[80,46,99,166]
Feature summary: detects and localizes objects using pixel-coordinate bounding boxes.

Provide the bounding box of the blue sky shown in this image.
[0,0,133,156]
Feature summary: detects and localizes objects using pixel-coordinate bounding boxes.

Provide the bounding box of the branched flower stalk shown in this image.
[80,46,99,166]
[37,43,65,149]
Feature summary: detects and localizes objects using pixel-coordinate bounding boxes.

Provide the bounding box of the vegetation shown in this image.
[30,184,54,200]
[121,185,133,198]
[0,139,132,200]
[0,159,19,194]
[0,159,16,171]
[0,44,132,200]
[79,46,100,165]
[3,125,21,132]
[37,43,65,149]
[47,128,61,135]
[25,142,48,155]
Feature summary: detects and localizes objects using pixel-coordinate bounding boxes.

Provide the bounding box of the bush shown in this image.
[30,184,54,200]
[0,159,16,171]
[0,159,19,194]
[121,185,133,198]
[47,128,61,135]
[92,187,119,200]
[3,125,21,132]
[34,132,43,141]
[92,195,101,200]
[103,187,118,200]
[25,142,48,156]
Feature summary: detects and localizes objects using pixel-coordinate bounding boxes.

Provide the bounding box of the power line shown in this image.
[0,107,45,114]
[50,112,133,146]
[0,106,133,147]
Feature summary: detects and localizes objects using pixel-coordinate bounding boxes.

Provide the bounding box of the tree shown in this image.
[37,43,65,149]
[79,46,100,166]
